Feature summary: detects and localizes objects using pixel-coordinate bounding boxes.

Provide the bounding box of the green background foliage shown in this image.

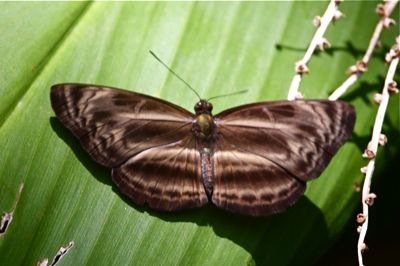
[0,1,398,265]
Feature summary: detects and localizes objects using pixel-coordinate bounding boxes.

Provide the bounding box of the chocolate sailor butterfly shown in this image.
[50,84,355,216]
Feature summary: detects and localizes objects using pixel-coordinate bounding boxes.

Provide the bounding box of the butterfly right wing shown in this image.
[112,135,208,211]
[51,84,208,211]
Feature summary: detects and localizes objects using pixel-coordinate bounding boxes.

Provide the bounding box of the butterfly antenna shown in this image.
[207,90,248,101]
[149,50,201,100]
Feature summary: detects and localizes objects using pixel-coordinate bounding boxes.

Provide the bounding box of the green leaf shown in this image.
[0,1,398,265]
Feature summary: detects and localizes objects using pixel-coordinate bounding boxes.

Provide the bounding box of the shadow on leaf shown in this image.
[50,116,329,265]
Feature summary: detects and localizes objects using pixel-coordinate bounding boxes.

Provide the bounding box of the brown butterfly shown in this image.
[50,83,355,216]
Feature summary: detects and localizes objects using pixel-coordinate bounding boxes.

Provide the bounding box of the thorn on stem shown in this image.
[347,61,368,75]
[375,3,387,17]
[295,61,309,74]
[361,243,369,253]
[295,92,304,100]
[356,213,366,224]
[362,149,376,159]
[313,16,321,27]
[360,166,368,174]
[317,38,331,51]
[332,9,344,22]
[378,134,387,146]
[385,42,400,62]
[365,193,377,206]
[388,81,399,95]
[383,17,396,29]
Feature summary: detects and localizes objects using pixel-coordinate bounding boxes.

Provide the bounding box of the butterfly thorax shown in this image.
[193,100,216,141]
[194,114,215,140]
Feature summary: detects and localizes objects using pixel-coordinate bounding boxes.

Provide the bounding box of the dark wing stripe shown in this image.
[215,100,355,181]
[51,84,208,212]
[234,135,301,182]
[149,140,186,200]
[81,120,191,166]
[210,100,355,216]
[218,120,335,156]
[51,84,195,168]
[217,126,322,181]
[211,142,306,216]
[215,134,300,182]
[112,137,208,211]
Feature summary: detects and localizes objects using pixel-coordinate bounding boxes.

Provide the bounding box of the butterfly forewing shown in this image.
[51,84,194,167]
[215,100,355,181]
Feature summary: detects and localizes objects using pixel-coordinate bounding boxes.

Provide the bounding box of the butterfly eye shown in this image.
[206,102,213,112]
[194,102,203,113]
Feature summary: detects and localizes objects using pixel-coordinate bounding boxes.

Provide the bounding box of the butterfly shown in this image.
[50,83,355,216]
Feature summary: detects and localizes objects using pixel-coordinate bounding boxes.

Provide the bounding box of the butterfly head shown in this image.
[194,100,213,115]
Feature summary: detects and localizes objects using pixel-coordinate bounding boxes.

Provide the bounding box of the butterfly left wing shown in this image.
[211,138,306,216]
[211,100,355,216]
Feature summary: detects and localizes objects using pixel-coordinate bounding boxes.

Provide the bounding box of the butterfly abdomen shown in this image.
[200,150,214,198]
[192,111,217,198]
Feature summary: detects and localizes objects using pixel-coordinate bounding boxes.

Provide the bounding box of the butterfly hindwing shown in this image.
[112,136,208,211]
[211,137,306,216]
